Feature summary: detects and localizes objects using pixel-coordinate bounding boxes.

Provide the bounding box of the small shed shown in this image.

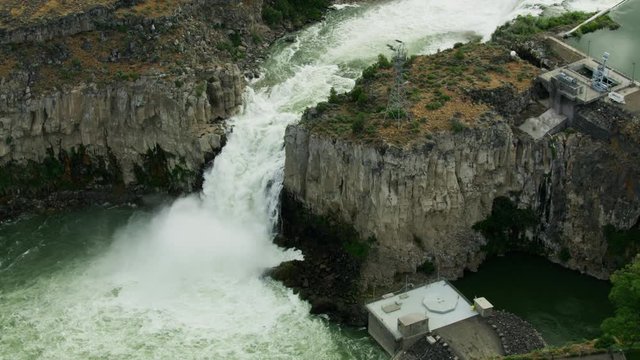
[474,297,494,317]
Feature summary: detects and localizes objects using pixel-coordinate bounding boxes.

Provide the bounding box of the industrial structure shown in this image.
[520,47,638,141]
[365,280,493,355]
[538,52,633,119]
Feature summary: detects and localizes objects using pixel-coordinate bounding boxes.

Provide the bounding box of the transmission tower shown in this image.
[591,52,611,93]
[385,40,410,124]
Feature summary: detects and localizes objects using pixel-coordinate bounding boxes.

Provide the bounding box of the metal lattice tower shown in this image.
[385,40,410,124]
[591,52,611,93]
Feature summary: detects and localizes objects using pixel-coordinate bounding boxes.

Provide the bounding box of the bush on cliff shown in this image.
[473,196,539,255]
[604,224,640,269]
[599,256,640,350]
[0,146,122,197]
[262,0,330,27]
[351,113,366,134]
[133,145,196,193]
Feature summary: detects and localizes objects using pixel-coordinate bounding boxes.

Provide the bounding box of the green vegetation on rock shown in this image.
[302,41,539,144]
[0,146,122,197]
[604,224,640,268]
[472,196,539,255]
[492,11,619,43]
[600,256,640,350]
[133,145,196,193]
[417,259,435,275]
[262,0,330,27]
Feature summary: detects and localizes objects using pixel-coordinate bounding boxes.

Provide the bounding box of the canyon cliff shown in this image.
[281,42,640,295]
[0,0,330,216]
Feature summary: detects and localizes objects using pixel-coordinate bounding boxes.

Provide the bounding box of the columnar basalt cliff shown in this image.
[281,42,640,294]
[284,111,640,287]
[0,0,333,217]
[0,66,242,185]
[0,0,268,203]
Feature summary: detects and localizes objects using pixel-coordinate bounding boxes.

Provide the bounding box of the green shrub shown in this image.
[229,32,242,47]
[262,6,283,26]
[604,224,640,265]
[472,196,538,255]
[426,101,444,110]
[328,87,340,104]
[377,54,392,69]
[600,257,640,348]
[451,118,466,133]
[594,335,615,349]
[350,86,367,106]
[417,260,435,275]
[362,64,377,80]
[365,124,377,135]
[386,108,407,119]
[559,247,571,262]
[262,0,330,27]
[195,83,207,97]
[351,113,365,134]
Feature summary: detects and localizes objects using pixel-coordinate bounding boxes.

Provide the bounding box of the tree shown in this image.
[601,255,640,349]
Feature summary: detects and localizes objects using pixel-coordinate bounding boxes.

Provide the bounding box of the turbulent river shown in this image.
[0,0,623,358]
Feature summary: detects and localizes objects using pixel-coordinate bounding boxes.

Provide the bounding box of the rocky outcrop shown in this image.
[283,106,640,289]
[0,0,261,45]
[487,310,546,356]
[0,65,243,188]
[0,0,269,216]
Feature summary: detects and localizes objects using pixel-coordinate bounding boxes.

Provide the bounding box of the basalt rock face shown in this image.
[283,108,640,289]
[0,0,263,215]
[0,0,263,46]
[0,65,242,188]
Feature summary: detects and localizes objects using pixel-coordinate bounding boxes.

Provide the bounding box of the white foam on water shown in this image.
[0,0,620,358]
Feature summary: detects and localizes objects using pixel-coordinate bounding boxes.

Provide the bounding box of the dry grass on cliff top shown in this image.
[0,0,191,30]
[0,28,170,92]
[115,0,190,18]
[0,0,220,92]
[307,42,541,145]
[0,0,117,29]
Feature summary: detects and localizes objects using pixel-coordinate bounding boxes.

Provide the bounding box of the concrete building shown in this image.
[365,280,478,355]
[520,42,639,141]
[538,56,633,120]
[474,297,494,317]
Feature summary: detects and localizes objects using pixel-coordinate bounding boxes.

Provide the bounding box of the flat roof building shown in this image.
[474,297,494,317]
[365,280,478,355]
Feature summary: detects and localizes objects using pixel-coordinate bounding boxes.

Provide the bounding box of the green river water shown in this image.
[0,209,615,357]
[453,254,613,347]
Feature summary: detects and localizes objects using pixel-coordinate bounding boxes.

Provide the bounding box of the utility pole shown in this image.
[385,40,410,126]
[633,61,636,84]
